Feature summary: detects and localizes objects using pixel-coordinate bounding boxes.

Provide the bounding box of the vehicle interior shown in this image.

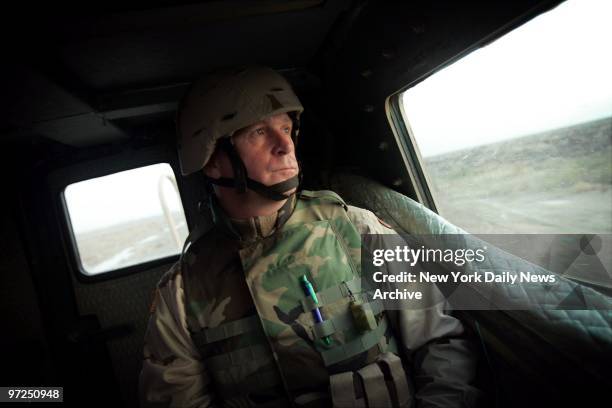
[1,0,610,407]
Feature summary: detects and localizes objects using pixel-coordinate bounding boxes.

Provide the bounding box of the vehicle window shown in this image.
[63,163,189,275]
[397,0,612,234]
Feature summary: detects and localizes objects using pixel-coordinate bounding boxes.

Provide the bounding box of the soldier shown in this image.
[139,66,481,407]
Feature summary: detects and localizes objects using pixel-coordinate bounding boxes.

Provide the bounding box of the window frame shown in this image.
[48,147,189,283]
[386,93,439,212]
[385,1,563,215]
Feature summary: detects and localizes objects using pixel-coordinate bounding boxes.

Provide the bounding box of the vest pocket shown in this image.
[330,352,413,408]
[240,220,359,336]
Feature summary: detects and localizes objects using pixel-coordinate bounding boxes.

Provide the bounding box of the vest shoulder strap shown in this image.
[298,190,348,210]
[179,219,215,266]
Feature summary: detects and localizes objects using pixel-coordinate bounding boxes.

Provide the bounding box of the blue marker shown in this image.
[300,275,332,345]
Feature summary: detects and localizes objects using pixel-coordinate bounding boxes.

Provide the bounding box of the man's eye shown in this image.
[283,127,291,134]
[254,128,265,136]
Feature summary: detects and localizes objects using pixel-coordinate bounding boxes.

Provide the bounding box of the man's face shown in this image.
[209,112,298,186]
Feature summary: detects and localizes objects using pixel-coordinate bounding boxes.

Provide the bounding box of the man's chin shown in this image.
[259,173,298,199]
[267,169,298,184]
[283,187,297,196]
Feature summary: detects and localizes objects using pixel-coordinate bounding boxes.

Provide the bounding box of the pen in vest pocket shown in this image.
[299,274,332,345]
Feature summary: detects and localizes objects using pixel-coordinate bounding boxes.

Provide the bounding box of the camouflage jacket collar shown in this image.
[209,193,297,244]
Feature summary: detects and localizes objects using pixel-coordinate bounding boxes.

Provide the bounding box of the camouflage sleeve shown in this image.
[347,205,482,408]
[139,263,216,408]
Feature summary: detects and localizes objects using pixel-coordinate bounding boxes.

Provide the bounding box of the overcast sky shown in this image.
[402,0,612,157]
[65,163,185,233]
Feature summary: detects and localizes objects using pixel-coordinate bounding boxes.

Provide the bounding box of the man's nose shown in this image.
[271,128,294,156]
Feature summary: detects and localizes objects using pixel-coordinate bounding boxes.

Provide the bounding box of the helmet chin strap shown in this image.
[205,138,300,201]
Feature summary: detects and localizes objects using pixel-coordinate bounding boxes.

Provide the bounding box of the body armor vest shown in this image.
[181,191,402,407]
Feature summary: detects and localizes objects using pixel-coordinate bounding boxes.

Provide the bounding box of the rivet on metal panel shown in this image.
[412,24,425,34]
[361,69,373,78]
[362,104,374,113]
[381,49,395,59]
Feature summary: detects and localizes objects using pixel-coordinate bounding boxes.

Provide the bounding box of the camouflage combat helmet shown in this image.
[176,66,304,200]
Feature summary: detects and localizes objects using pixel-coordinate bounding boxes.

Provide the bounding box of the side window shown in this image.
[396,0,612,234]
[63,163,189,276]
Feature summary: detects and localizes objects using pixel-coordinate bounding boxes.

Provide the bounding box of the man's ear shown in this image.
[203,151,222,179]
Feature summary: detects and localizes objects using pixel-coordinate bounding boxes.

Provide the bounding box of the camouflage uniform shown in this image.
[140,190,479,408]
